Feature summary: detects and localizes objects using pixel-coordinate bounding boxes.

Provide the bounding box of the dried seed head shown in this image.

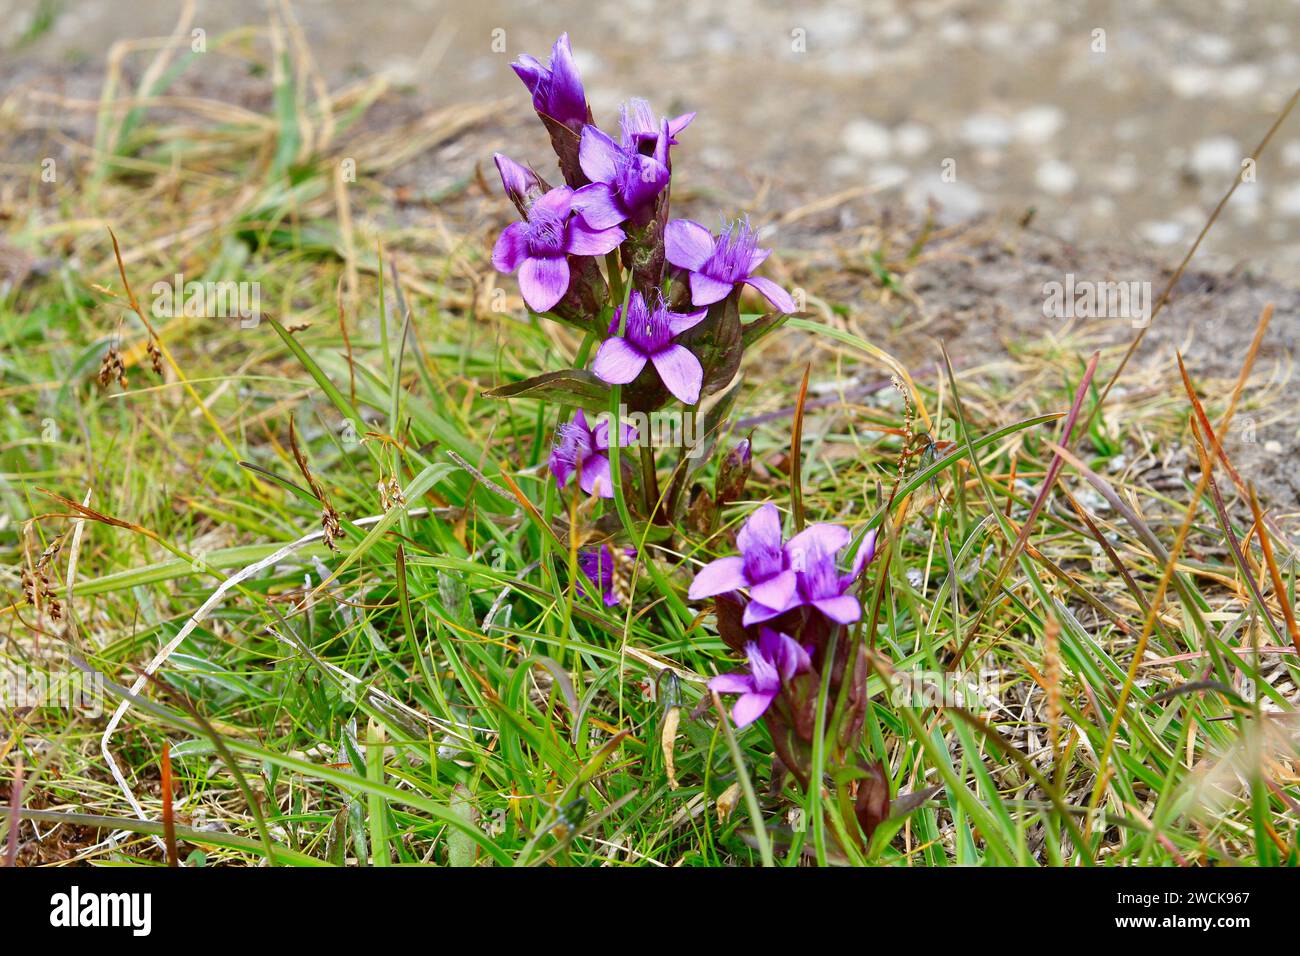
[378,476,405,513]
[98,346,127,389]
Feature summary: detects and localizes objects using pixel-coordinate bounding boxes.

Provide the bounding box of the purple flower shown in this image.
[617,97,695,155]
[492,186,625,313]
[577,545,636,606]
[548,410,636,498]
[494,152,547,218]
[688,503,798,611]
[665,218,796,313]
[571,123,670,230]
[511,33,588,131]
[745,526,879,626]
[709,628,811,728]
[591,290,706,404]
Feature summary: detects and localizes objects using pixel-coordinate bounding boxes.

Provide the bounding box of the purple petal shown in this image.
[531,185,574,219]
[737,503,784,557]
[667,112,696,139]
[494,153,538,209]
[579,125,623,184]
[491,222,528,274]
[578,453,614,498]
[567,218,625,256]
[511,55,545,95]
[771,631,812,681]
[517,256,570,313]
[687,555,749,600]
[620,155,670,213]
[732,691,776,728]
[708,672,754,695]
[664,219,714,271]
[741,600,788,627]
[744,276,797,314]
[649,344,703,405]
[849,528,879,580]
[549,446,574,487]
[572,183,627,229]
[812,595,862,625]
[667,308,707,336]
[592,416,635,451]
[545,33,587,125]
[592,336,648,385]
[748,246,772,271]
[689,271,734,307]
[748,567,797,611]
[787,523,851,567]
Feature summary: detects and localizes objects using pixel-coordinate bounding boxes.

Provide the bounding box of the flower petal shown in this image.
[687,555,749,600]
[849,528,879,580]
[620,155,669,213]
[732,690,776,728]
[744,275,797,314]
[531,185,574,219]
[689,271,734,307]
[667,308,708,336]
[741,599,788,627]
[737,503,785,557]
[517,256,570,313]
[494,153,541,210]
[579,125,623,184]
[511,55,545,95]
[571,183,627,230]
[491,222,529,274]
[592,336,648,385]
[545,33,587,125]
[708,672,754,695]
[650,343,703,405]
[812,595,862,624]
[567,218,626,255]
[786,523,851,567]
[749,567,797,611]
[664,219,714,271]
[592,415,636,450]
[578,453,614,498]
[667,111,696,139]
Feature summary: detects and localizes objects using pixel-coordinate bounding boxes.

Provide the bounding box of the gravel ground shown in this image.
[2,0,1297,512]
[5,0,1300,270]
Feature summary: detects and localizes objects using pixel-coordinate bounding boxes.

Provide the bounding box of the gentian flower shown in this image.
[494,152,547,218]
[745,526,879,626]
[665,218,797,312]
[571,123,670,230]
[549,410,636,498]
[688,503,797,611]
[618,97,695,155]
[577,545,636,606]
[511,33,588,131]
[492,186,625,313]
[592,290,706,404]
[709,628,811,728]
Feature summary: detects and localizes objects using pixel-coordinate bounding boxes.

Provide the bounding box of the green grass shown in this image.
[1,23,1297,868]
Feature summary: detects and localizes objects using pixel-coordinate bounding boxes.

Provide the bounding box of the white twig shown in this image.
[100,507,430,850]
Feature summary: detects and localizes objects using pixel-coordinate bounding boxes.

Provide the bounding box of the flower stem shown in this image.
[639,442,659,519]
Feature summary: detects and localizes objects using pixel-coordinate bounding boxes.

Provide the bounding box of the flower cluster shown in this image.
[688,504,878,783]
[489,33,798,607]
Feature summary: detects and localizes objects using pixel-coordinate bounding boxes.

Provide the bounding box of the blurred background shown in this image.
[3,0,1299,272]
